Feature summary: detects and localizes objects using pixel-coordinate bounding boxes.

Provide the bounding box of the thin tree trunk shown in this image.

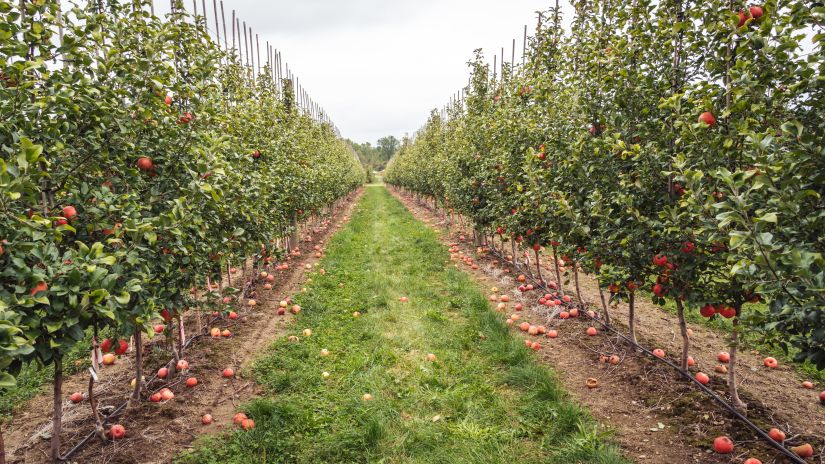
[129,329,143,407]
[51,358,63,461]
[598,285,611,325]
[552,246,564,295]
[628,292,637,344]
[675,298,690,371]
[0,422,6,464]
[573,261,584,305]
[728,309,747,411]
[534,250,544,285]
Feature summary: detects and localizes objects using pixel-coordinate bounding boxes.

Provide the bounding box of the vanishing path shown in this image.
[178,185,626,464]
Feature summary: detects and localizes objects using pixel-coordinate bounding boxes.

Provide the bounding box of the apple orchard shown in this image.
[387,0,823,433]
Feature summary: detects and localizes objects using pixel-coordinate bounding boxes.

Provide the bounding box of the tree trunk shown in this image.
[728,311,748,411]
[0,421,6,464]
[598,285,611,325]
[534,250,544,285]
[288,212,299,251]
[628,292,637,344]
[573,261,584,306]
[51,358,63,462]
[675,298,690,371]
[129,328,143,407]
[552,246,564,295]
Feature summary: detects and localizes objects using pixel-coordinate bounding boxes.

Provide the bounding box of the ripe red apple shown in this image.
[160,388,174,401]
[546,330,558,339]
[763,357,778,369]
[277,308,285,315]
[749,6,763,20]
[228,311,239,320]
[698,111,716,127]
[719,306,737,319]
[102,353,116,365]
[164,94,172,105]
[819,390,825,404]
[186,377,198,387]
[737,10,748,27]
[713,436,734,454]
[586,327,598,336]
[114,339,128,355]
[62,205,77,220]
[110,424,126,440]
[202,414,213,425]
[150,392,162,402]
[695,372,710,385]
[251,150,261,159]
[801,380,813,389]
[30,281,48,296]
[153,324,165,334]
[687,356,695,367]
[176,359,189,371]
[652,348,666,359]
[136,157,154,171]
[221,329,231,337]
[241,418,256,430]
[700,304,716,318]
[233,412,248,425]
[222,367,234,378]
[768,427,785,442]
[717,351,730,363]
[791,443,813,458]
[744,459,762,464]
[160,308,172,322]
[70,392,83,403]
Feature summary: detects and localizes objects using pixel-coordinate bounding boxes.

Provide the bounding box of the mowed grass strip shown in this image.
[177,186,627,464]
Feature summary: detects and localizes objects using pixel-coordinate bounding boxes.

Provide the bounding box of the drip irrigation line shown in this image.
[418,194,810,464]
[477,240,807,464]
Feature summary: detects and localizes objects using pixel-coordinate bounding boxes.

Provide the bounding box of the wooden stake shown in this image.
[523,25,527,66]
[231,10,235,50]
[256,33,261,77]
[220,1,227,49]
[243,21,248,66]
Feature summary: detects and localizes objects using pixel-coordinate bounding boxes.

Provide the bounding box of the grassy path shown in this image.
[178,186,626,464]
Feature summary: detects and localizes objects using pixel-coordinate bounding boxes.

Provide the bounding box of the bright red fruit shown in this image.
[30,281,48,296]
[681,241,695,253]
[698,111,716,127]
[791,444,813,458]
[695,372,710,385]
[768,428,785,442]
[110,424,126,440]
[819,390,825,404]
[136,157,154,171]
[719,306,736,319]
[70,392,83,403]
[153,324,165,334]
[157,367,168,379]
[186,377,198,387]
[100,338,113,353]
[222,368,234,378]
[532,243,541,252]
[737,10,748,27]
[164,94,172,105]
[749,6,763,19]
[114,339,129,355]
[62,205,77,220]
[743,459,762,464]
[700,304,716,318]
[713,436,734,454]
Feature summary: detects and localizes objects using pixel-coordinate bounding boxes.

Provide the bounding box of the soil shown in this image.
[390,187,825,464]
[3,189,363,464]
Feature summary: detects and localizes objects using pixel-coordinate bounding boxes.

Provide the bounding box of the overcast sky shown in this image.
[155,0,573,144]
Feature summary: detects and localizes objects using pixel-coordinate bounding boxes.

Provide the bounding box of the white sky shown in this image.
[155,0,574,144]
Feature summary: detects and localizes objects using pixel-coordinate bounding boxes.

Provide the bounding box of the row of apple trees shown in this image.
[386,0,824,410]
[0,0,363,458]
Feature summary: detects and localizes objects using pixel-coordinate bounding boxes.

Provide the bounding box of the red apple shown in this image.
[222,368,234,378]
[62,205,77,220]
[30,281,48,296]
[115,339,128,355]
[791,443,813,458]
[70,392,83,403]
[698,111,716,127]
[176,359,189,371]
[201,414,213,425]
[713,436,734,454]
[768,428,785,442]
[700,304,716,318]
[110,424,126,440]
[186,377,198,387]
[652,348,666,358]
[586,327,598,336]
[164,94,172,105]
[136,157,154,171]
[749,6,763,20]
[154,324,165,334]
[717,351,730,363]
[695,372,710,385]
[150,392,162,402]
[744,459,762,464]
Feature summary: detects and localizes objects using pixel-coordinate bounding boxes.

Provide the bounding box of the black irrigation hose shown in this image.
[472,235,807,464]
[60,314,224,461]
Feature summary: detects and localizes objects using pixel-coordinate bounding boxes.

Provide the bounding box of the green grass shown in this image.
[177,186,627,464]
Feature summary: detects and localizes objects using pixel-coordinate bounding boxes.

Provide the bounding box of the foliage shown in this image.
[385,0,825,370]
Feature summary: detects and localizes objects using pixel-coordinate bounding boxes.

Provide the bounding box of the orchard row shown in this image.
[385,0,824,413]
[0,0,364,459]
